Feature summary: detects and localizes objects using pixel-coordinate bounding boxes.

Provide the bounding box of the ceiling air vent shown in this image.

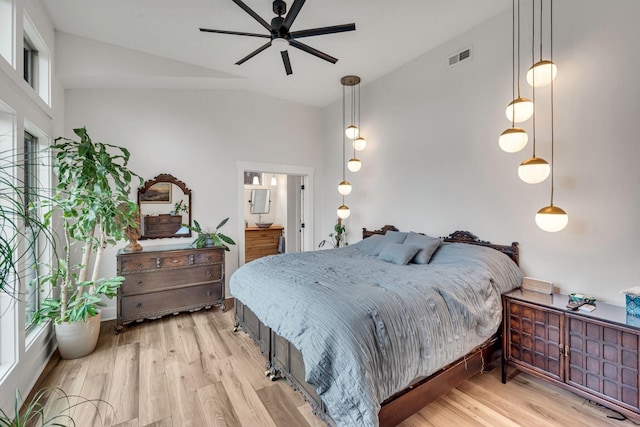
[448,46,472,68]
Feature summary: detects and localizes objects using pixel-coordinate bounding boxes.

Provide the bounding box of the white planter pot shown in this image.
[54,311,102,359]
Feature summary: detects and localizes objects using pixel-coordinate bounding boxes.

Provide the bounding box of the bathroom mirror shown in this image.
[250,189,270,214]
[138,173,192,240]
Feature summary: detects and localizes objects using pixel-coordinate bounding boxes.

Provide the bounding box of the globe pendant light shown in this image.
[500,0,529,153]
[536,205,568,232]
[499,127,528,153]
[536,0,567,232]
[526,1,557,88]
[354,136,367,151]
[347,158,361,172]
[505,97,534,123]
[527,60,557,87]
[337,204,350,219]
[338,180,352,195]
[345,125,359,139]
[519,4,549,185]
[518,156,550,184]
[503,0,533,124]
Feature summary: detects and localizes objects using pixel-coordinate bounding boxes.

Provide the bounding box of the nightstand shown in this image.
[502,289,640,422]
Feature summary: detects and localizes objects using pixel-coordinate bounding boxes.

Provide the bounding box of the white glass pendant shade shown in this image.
[345,125,359,139]
[271,175,277,186]
[353,136,367,151]
[535,205,568,232]
[499,127,528,153]
[337,204,350,219]
[252,176,259,185]
[518,157,550,184]
[505,97,534,123]
[526,60,557,88]
[338,180,352,196]
[347,158,361,172]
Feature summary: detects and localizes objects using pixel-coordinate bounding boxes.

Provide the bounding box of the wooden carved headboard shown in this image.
[362,226,519,266]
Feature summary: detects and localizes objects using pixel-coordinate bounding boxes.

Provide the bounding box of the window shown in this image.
[0,0,13,66]
[23,36,37,90]
[23,131,39,328]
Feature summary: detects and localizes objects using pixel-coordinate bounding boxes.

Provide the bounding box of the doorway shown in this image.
[236,161,314,266]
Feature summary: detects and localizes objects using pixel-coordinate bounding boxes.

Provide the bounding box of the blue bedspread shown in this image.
[230,242,523,426]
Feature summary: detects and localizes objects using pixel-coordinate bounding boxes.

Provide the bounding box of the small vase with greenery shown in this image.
[318,218,347,248]
[32,127,141,358]
[184,217,236,250]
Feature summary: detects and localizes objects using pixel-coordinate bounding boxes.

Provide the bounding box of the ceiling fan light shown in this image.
[338,180,352,196]
[518,157,550,184]
[347,158,361,172]
[345,125,359,139]
[337,204,351,219]
[499,127,528,153]
[526,60,557,87]
[535,205,568,232]
[271,37,289,52]
[353,136,367,151]
[505,97,534,123]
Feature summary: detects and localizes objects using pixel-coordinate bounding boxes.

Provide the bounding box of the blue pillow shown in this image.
[356,234,387,256]
[378,243,420,265]
[384,230,409,244]
[403,232,442,264]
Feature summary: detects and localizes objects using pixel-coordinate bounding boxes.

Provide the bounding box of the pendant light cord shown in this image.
[549,0,555,206]
[538,0,543,60]
[516,0,522,99]
[531,0,537,158]
[342,85,346,182]
[511,0,516,126]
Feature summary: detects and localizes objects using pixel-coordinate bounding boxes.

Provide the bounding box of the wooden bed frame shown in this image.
[234,226,519,426]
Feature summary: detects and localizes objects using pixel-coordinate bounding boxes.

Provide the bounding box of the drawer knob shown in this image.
[207,271,212,277]
[171,258,179,263]
[136,263,142,268]
[207,256,212,261]
[136,303,143,309]
[137,281,143,287]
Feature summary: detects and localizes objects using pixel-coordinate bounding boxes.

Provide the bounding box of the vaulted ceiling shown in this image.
[44,0,510,107]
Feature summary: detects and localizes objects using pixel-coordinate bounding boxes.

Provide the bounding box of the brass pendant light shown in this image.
[500,0,529,153]
[535,0,568,232]
[526,0,557,87]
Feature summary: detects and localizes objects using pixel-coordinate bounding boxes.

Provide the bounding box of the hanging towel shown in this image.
[278,235,286,253]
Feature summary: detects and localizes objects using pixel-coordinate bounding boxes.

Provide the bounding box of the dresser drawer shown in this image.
[193,249,224,265]
[120,264,223,295]
[120,282,223,319]
[119,256,158,273]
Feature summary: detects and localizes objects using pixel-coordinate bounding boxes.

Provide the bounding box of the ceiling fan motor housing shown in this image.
[273,0,286,16]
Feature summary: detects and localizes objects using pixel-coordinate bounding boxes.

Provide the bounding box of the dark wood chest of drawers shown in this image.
[503,289,640,422]
[116,244,225,331]
[143,214,182,237]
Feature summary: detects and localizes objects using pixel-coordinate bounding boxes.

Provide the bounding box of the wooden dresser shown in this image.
[143,214,182,237]
[245,225,284,263]
[503,289,640,422]
[116,244,225,331]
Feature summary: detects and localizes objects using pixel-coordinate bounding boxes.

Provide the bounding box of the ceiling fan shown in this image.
[199,0,356,75]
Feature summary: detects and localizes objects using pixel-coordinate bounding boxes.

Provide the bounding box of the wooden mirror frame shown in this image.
[138,173,192,240]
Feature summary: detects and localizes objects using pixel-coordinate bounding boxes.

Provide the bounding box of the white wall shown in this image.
[319,0,640,306]
[64,88,323,318]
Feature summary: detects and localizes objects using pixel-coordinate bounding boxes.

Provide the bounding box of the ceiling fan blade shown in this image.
[282,0,306,30]
[235,41,272,65]
[281,50,293,75]
[199,28,270,38]
[289,40,338,64]
[232,0,272,32]
[290,23,356,39]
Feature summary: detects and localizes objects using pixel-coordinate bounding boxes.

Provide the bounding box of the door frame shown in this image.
[237,161,314,266]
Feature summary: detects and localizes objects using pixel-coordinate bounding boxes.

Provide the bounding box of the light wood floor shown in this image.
[30,304,639,427]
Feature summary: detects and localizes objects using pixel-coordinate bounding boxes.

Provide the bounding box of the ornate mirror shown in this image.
[138,173,192,240]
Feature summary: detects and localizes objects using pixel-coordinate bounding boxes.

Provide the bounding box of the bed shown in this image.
[230,226,523,426]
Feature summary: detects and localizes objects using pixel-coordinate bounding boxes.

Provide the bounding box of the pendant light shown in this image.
[270,174,277,186]
[342,75,363,173]
[500,0,528,153]
[504,0,533,124]
[344,75,361,140]
[535,0,568,232]
[518,0,549,185]
[526,0,557,87]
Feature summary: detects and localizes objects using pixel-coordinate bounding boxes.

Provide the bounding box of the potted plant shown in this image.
[184,217,236,250]
[319,218,347,248]
[32,127,141,359]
